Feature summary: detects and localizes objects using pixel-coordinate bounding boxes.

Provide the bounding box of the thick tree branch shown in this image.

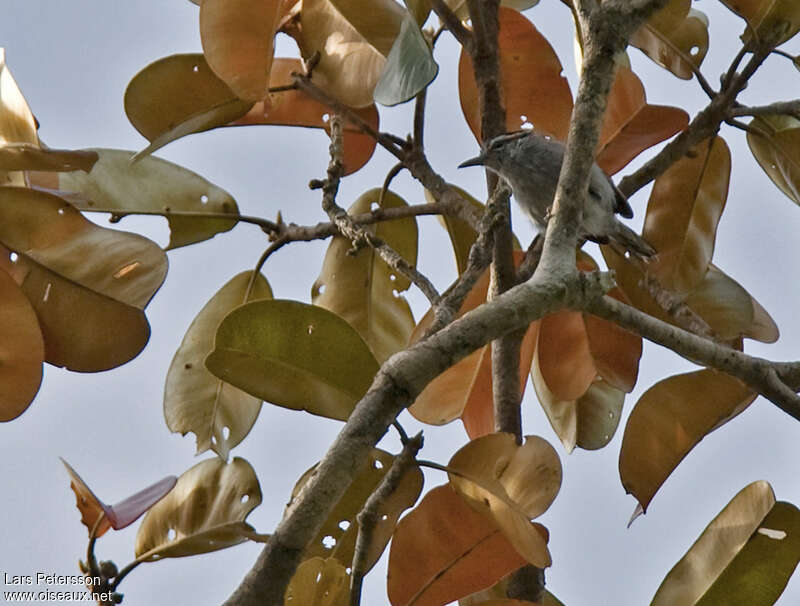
[430,0,473,51]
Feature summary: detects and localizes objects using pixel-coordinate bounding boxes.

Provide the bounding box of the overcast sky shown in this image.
[2,1,800,605]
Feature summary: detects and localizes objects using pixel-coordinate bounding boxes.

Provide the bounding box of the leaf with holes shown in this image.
[596,66,688,175]
[459,7,573,141]
[0,188,166,371]
[373,13,439,106]
[124,54,253,159]
[296,0,406,107]
[447,433,561,567]
[0,267,43,421]
[62,458,176,538]
[135,457,266,560]
[630,0,709,79]
[312,188,416,364]
[653,481,800,605]
[747,115,800,205]
[232,58,380,175]
[47,148,239,250]
[643,136,730,293]
[387,484,530,606]
[620,370,756,513]
[720,0,800,45]
[285,557,351,605]
[199,0,282,102]
[165,271,272,460]
[206,299,380,420]
[288,449,422,572]
[0,50,38,187]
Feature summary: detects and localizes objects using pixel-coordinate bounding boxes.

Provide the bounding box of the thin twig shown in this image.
[83,208,275,233]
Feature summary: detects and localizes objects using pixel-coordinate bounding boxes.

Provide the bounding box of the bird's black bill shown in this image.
[458,155,485,168]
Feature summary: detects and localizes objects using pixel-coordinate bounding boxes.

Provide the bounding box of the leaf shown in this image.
[297,0,406,107]
[720,0,800,45]
[0,49,38,186]
[408,258,537,436]
[312,188,417,364]
[164,271,273,460]
[0,144,97,173]
[135,457,266,560]
[654,481,800,605]
[232,58,380,175]
[684,265,754,341]
[387,484,529,606]
[619,370,756,512]
[630,0,709,79]
[62,458,176,538]
[288,449,423,572]
[426,185,485,274]
[459,7,573,142]
[53,148,238,250]
[596,66,689,175]
[747,115,800,205]
[206,299,380,420]
[448,433,560,567]
[285,557,350,606]
[0,188,166,371]
[374,14,439,106]
[643,136,731,293]
[0,267,43,421]
[124,54,253,159]
[199,0,282,102]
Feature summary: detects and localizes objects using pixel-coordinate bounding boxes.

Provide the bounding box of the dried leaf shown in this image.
[164,271,273,460]
[720,0,800,45]
[387,484,528,606]
[285,557,350,605]
[312,188,417,364]
[0,267,43,421]
[288,449,423,571]
[619,370,756,512]
[199,0,282,102]
[747,115,800,205]
[643,136,731,293]
[0,49,38,186]
[135,457,266,560]
[448,433,560,567]
[0,144,97,173]
[205,300,380,420]
[459,7,573,142]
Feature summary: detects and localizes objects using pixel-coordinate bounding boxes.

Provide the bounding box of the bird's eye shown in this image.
[488,138,504,151]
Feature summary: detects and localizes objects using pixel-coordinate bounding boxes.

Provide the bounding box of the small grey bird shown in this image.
[458,130,655,258]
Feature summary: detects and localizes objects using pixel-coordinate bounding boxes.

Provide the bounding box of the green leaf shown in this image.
[206,300,380,420]
[0,188,166,371]
[135,457,267,560]
[56,149,239,250]
[374,14,439,106]
[0,266,43,421]
[312,188,417,364]
[124,54,253,160]
[164,271,273,460]
[654,481,800,606]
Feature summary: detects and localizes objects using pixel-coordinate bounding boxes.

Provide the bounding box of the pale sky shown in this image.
[2,2,800,605]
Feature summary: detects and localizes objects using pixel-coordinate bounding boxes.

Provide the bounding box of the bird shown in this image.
[458,130,655,259]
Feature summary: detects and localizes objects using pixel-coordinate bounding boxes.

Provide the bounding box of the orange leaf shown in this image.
[387,484,528,606]
[232,58,378,175]
[62,459,176,538]
[459,7,572,142]
[596,66,688,175]
[200,0,282,102]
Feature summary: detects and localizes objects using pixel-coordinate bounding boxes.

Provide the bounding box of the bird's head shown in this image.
[458,130,533,173]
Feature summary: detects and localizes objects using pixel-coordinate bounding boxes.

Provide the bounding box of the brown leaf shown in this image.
[0,144,97,173]
[619,370,756,512]
[459,7,572,142]
[232,58,379,175]
[596,66,689,175]
[643,136,731,293]
[747,115,800,205]
[387,484,528,606]
[0,50,38,187]
[285,557,350,605]
[720,0,800,45]
[0,266,43,421]
[448,433,560,567]
[200,0,282,102]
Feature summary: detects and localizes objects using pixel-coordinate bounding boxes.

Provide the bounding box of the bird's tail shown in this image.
[610,222,656,260]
